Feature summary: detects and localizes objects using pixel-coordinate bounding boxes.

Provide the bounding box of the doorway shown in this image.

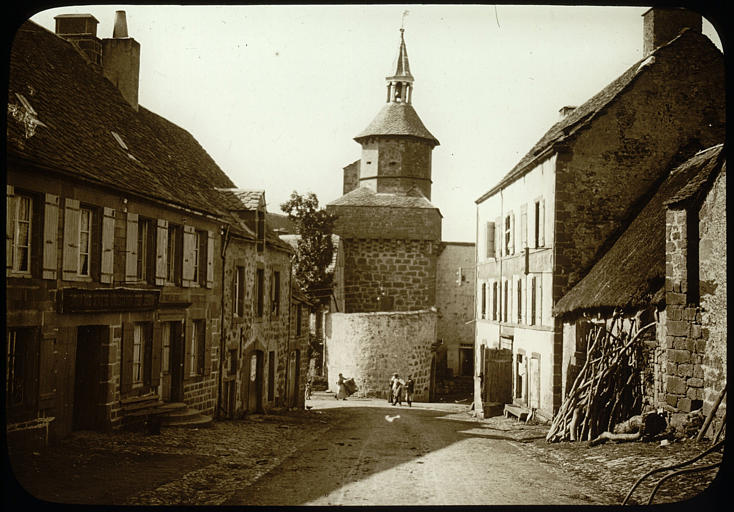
[73,325,106,430]
[289,350,301,408]
[247,350,264,413]
[459,346,474,376]
[162,321,185,403]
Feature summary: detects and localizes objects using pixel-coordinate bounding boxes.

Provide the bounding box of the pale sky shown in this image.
[28,5,722,242]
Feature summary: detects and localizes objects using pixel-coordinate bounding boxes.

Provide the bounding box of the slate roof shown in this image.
[354,102,439,146]
[215,188,265,211]
[554,144,725,315]
[476,28,719,204]
[327,186,439,211]
[7,21,235,216]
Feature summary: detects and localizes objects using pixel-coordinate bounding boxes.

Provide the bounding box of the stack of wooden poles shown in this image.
[546,311,656,443]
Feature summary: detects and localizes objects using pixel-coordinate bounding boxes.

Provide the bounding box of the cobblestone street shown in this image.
[7,393,725,506]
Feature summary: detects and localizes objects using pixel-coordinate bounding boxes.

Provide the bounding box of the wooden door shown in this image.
[529,355,541,410]
[169,321,185,402]
[247,350,264,413]
[483,348,512,404]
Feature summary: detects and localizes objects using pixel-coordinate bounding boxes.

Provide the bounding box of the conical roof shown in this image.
[354,102,439,146]
[387,28,413,80]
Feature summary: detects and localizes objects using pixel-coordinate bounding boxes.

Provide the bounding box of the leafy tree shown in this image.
[281,192,336,374]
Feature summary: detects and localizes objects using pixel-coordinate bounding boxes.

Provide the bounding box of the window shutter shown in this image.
[151,323,162,388]
[100,207,115,283]
[41,193,59,279]
[125,212,138,283]
[539,199,545,247]
[121,323,133,394]
[182,225,195,287]
[494,216,501,258]
[486,221,495,259]
[62,198,80,280]
[520,204,528,250]
[510,213,516,255]
[206,230,215,288]
[6,186,15,270]
[204,319,212,375]
[155,219,168,285]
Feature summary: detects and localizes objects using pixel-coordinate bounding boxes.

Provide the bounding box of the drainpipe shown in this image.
[499,188,504,349]
[473,204,479,414]
[216,224,230,419]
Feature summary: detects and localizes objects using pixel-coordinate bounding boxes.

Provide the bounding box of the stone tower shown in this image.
[328,28,442,313]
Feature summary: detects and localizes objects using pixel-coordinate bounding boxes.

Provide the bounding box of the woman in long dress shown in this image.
[336,373,349,400]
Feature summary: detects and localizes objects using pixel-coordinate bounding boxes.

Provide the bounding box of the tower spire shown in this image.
[386,27,414,104]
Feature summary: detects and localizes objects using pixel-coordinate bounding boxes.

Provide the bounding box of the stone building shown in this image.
[324,29,477,401]
[473,8,724,420]
[215,190,294,417]
[6,14,234,448]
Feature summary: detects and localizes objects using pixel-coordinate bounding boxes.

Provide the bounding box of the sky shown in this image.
[27,4,722,243]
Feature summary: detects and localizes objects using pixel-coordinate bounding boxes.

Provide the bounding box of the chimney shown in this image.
[54,14,102,69]
[559,105,576,120]
[343,160,361,195]
[102,11,140,111]
[642,8,702,56]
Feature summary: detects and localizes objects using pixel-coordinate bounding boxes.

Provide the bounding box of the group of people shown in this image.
[389,373,414,407]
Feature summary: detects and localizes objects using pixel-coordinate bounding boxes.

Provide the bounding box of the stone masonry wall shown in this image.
[325,309,437,401]
[342,238,438,313]
[331,205,441,241]
[662,169,726,434]
[553,32,725,304]
[359,138,433,199]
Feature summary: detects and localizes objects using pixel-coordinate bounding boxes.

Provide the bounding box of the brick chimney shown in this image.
[54,14,102,70]
[642,8,702,56]
[102,11,140,111]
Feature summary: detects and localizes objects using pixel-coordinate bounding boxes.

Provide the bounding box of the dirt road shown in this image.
[225,396,601,506]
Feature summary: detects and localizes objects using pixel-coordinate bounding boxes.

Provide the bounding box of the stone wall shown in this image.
[325,309,437,401]
[341,238,439,312]
[436,242,475,375]
[660,169,726,432]
[553,31,725,303]
[359,137,433,199]
[331,205,441,241]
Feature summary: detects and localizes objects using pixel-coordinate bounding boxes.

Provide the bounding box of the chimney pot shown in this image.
[113,10,129,38]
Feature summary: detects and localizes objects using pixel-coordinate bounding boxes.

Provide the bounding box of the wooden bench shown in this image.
[504,404,529,421]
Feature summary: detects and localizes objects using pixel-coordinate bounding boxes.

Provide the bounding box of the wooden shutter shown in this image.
[125,212,138,282]
[155,219,168,285]
[510,212,515,255]
[539,199,546,247]
[42,193,59,279]
[62,198,80,280]
[100,207,115,283]
[6,185,15,270]
[495,216,502,258]
[486,221,495,259]
[204,319,212,375]
[182,225,195,287]
[121,323,134,394]
[206,230,215,288]
[520,204,528,251]
[151,323,162,387]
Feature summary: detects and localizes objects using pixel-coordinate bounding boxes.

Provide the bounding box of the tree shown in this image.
[281,192,336,375]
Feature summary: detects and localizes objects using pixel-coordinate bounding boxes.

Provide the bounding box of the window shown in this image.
[6,328,39,415]
[256,209,265,253]
[492,282,498,321]
[521,207,528,250]
[137,218,151,281]
[503,280,509,323]
[192,231,201,284]
[8,194,32,273]
[256,268,265,317]
[132,323,152,387]
[530,276,537,326]
[167,224,182,284]
[504,213,515,256]
[77,207,92,276]
[517,279,522,324]
[190,320,205,376]
[480,282,487,319]
[485,221,495,259]
[271,271,281,316]
[296,304,302,336]
[534,199,545,248]
[234,266,245,317]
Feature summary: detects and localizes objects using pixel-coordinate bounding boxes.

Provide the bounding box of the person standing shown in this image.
[392,374,404,406]
[336,373,349,400]
[388,374,396,403]
[405,375,414,407]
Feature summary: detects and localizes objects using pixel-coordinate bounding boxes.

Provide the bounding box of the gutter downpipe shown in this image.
[473,203,480,415]
[216,224,231,419]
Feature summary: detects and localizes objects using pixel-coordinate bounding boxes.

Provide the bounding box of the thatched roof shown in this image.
[554,144,724,315]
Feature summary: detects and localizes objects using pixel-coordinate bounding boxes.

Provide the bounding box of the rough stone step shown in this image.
[161,408,203,420]
[163,414,213,428]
